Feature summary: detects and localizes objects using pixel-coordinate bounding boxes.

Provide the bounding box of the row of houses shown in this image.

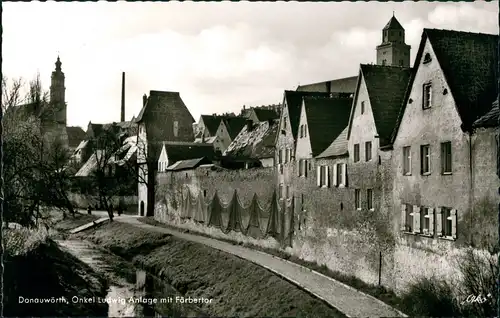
[130,16,498,292]
[61,15,497,292]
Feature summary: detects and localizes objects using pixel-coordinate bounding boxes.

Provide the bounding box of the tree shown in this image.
[75,123,146,212]
[2,74,75,227]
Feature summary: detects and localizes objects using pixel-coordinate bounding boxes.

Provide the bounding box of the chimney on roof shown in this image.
[142,94,148,107]
[121,72,125,122]
[246,119,253,132]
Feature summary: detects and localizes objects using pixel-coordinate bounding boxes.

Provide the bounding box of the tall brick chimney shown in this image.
[121,72,125,122]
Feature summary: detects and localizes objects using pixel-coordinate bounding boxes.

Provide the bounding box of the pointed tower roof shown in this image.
[383,15,404,30]
[55,56,62,71]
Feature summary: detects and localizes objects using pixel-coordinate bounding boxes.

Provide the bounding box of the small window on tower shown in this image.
[423,53,432,64]
[382,59,387,66]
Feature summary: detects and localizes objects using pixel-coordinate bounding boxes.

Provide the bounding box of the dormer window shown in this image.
[423,53,432,64]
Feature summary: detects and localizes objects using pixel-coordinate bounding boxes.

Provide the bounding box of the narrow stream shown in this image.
[56,240,208,317]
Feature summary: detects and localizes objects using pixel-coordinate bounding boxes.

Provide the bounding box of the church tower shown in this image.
[46,56,68,150]
[376,15,411,67]
[50,56,67,126]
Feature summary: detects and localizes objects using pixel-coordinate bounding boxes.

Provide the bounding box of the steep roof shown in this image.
[66,126,86,148]
[166,157,212,171]
[223,120,279,160]
[428,29,498,131]
[473,98,499,129]
[136,90,195,124]
[383,16,404,30]
[296,76,358,94]
[303,96,353,157]
[348,64,412,147]
[221,117,248,139]
[316,126,349,159]
[253,108,279,122]
[283,90,331,139]
[163,142,216,165]
[392,29,498,142]
[5,102,42,121]
[200,115,234,136]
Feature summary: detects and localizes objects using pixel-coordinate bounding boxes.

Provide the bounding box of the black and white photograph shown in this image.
[1,1,499,317]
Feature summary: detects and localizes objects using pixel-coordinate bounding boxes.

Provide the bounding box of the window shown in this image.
[355,189,361,210]
[423,83,432,109]
[299,125,303,138]
[441,142,452,174]
[317,165,329,187]
[304,124,307,137]
[336,163,342,186]
[279,184,283,199]
[367,189,373,210]
[365,141,372,161]
[354,144,360,162]
[420,207,434,236]
[285,149,290,163]
[173,121,179,137]
[403,146,411,175]
[403,204,413,232]
[283,117,287,130]
[286,186,290,199]
[298,159,307,177]
[423,53,432,64]
[440,207,454,238]
[421,145,430,174]
[382,59,387,66]
[279,149,283,164]
[361,101,365,114]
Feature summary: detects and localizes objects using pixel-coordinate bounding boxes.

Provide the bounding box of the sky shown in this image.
[2,1,498,129]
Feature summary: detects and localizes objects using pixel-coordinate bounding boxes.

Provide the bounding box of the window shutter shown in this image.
[297,160,301,176]
[333,164,338,186]
[451,209,457,239]
[316,166,321,187]
[342,163,347,187]
[400,204,406,231]
[436,208,442,237]
[428,208,434,236]
[413,205,420,233]
[304,160,308,177]
[325,166,330,187]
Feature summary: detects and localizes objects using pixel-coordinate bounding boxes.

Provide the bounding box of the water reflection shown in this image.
[56,240,208,318]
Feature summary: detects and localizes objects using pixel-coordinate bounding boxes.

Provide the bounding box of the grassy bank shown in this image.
[74,221,347,318]
[5,227,108,316]
[138,217,406,314]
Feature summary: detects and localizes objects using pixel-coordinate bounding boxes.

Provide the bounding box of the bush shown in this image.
[458,248,498,317]
[401,248,498,317]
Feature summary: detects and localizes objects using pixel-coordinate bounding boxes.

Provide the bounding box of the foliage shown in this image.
[2,74,75,227]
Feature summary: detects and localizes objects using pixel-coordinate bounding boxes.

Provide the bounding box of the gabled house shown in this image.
[194,114,235,139]
[222,119,279,169]
[244,107,280,124]
[276,88,358,203]
[391,29,498,244]
[157,142,216,173]
[347,64,412,213]
[215,117,247,153]
[136,90,195,216]
[292,95,352,206]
